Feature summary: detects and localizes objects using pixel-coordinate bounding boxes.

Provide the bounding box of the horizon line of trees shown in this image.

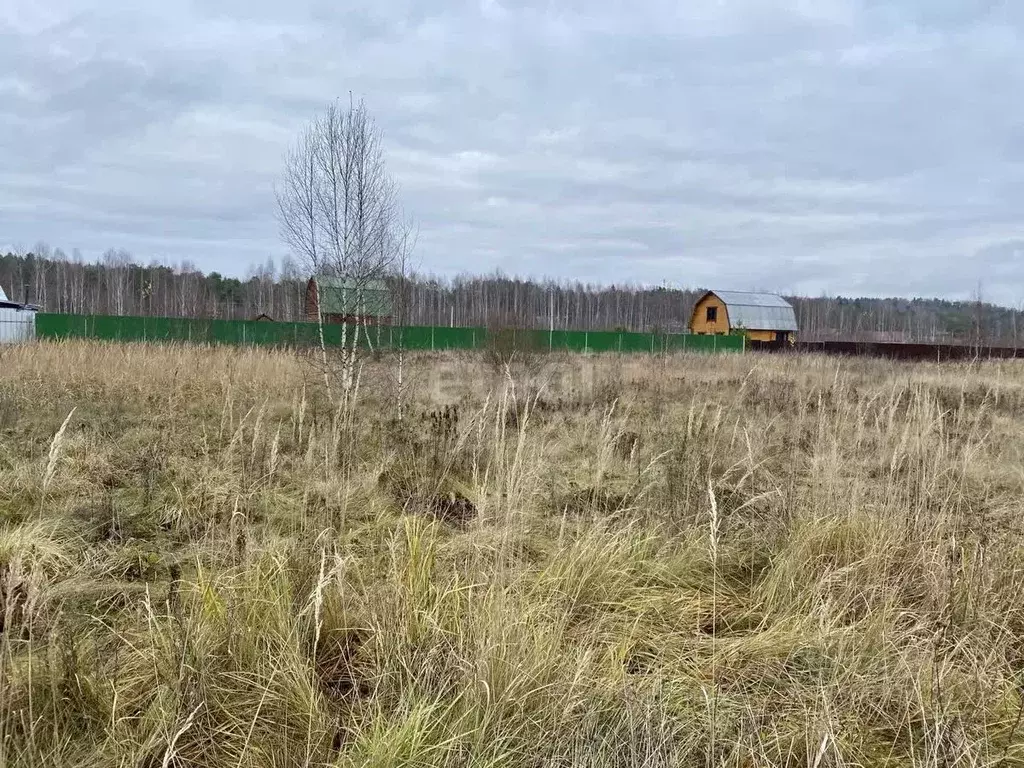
[0,245,1016,346]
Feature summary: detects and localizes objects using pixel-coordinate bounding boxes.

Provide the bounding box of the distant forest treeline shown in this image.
[0,247,1017,345]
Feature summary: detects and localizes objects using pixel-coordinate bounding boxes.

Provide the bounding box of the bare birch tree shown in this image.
[103,248,132,316]
[277,97,405,400]
[391,226,417,420]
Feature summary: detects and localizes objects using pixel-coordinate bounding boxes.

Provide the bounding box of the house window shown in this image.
[706,306,718,323]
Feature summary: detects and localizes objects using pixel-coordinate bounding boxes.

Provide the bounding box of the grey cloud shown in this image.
[3,0,1024,301]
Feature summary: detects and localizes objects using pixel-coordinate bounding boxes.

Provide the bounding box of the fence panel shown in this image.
[663,334,687,353]
[619,332,654,354]
[430,326,479,350]
[178,318,211,344]
[583,331,616,353]
[36,313,86,338]
[396,326,434,351]
[676,334,743,353]
[544,330,587,352]
[34,313,744,356]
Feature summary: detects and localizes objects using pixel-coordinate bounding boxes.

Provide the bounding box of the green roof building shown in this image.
[305,276,394,325]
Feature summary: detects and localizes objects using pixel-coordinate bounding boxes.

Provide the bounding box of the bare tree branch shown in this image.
[277,98,401,288]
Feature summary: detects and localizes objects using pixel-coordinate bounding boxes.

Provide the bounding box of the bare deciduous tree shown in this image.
[277,97,407,400]
[103,248,131,316]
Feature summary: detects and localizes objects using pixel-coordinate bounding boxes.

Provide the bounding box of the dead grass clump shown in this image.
[313,626,370,703]
[612,429,641,460]
[550,479,635,520]
[0,384,20,432]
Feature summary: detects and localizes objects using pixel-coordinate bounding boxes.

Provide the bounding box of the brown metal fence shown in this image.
[750,339,1024,361]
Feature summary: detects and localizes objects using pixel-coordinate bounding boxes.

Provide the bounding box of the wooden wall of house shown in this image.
[689,293,730,335]
[744,329,793,343]
[304,279,318,321]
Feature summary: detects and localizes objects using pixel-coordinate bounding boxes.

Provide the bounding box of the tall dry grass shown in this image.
[2,340,1024,766]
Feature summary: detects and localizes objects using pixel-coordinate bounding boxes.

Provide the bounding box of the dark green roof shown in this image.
[315,276,392,316]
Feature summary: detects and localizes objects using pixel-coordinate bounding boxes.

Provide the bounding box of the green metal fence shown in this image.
[34,313,744,354]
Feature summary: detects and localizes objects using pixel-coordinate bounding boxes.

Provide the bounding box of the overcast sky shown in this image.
[3,1,1024,302]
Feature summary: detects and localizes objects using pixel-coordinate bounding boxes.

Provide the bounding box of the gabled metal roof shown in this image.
[704,290,798,332]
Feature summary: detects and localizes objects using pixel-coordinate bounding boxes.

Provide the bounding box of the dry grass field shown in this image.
[3,341,1024,767]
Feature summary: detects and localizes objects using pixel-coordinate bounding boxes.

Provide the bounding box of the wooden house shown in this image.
[305,277,393,326]
[689,290,798,343]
